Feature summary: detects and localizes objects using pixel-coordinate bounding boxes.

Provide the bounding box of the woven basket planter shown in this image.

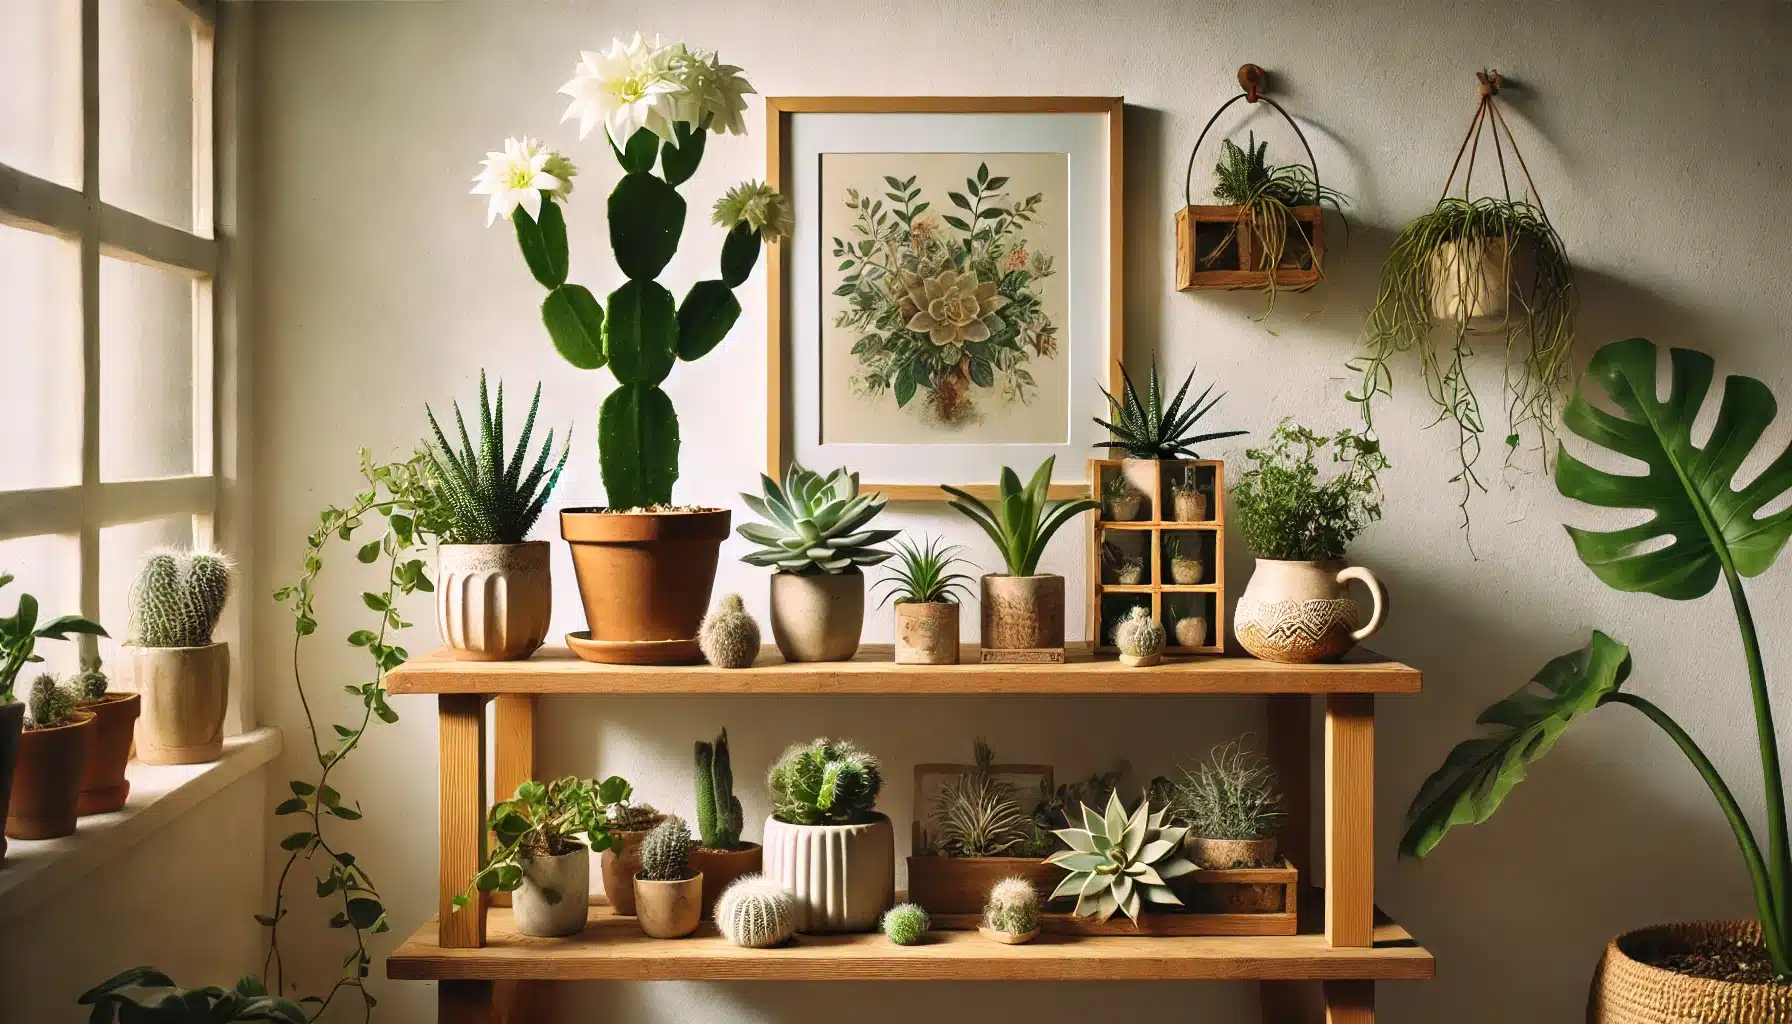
[1589,921,1792,1023]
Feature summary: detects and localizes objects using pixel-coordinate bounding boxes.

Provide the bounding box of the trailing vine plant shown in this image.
[262,449,449,1019]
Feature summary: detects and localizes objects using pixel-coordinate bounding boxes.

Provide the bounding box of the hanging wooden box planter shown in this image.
[1175,203,1325,291]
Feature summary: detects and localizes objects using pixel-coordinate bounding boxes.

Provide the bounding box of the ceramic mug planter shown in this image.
[762,813,895,933]
[0,702,21,861]
[634,873,704,938]
[980,575,1065,651]
[1429,236,1511,330]
[127,642,230,765]
[769,570,864,662]
[1234,559,1387,664]
[894,601,959,665]
[435,541,551,661]
[689,843,763,919]
[599,827,658,916]
[1588,920,1792,1023]
[6,711,94,840]
[560,508,730,665]
[514,845,591,938]
[76,692,141,815]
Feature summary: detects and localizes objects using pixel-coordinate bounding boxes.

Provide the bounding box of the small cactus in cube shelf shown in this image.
[128,549,235,648]
[698,594,760,668]
[638,815,695,881]
[882,903,929,946]
[715,874,796,948]
[26,674,76,730]
[70,653,108,703]
[694,728,745,851]
[983,877,1041,938]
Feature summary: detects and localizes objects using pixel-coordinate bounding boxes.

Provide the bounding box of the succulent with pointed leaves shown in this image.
[738,463,898,575]
[1045,790,1196,925]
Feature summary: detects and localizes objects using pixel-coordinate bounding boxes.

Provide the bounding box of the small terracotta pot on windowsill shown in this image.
[6,711,96,840]
[77,692,141,815]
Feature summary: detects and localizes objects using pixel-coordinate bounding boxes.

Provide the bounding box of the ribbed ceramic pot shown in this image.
[768,570,864,663]
[634,873,703,939]
[979,575,1065,650]
[76,692,141,815]
[6,711,94,840]
[894,601,959,665]
[1429,236,1512,329]
[0,702,21,861]
[761,813,895,933]
[689,843,763,919]
[1589,921,1792,1023]
[1234,559,1386,664]
[436,541,551,662]
[126,643,229,765]
[514,845,590,938]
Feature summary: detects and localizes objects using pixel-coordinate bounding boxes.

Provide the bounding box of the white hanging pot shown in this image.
[1429,236,1512,331]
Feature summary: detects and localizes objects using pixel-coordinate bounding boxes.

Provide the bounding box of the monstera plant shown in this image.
[1404,338,1792,990]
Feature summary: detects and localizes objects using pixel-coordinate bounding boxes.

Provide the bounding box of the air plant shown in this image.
[875,536,975,606]
[929,739,1031,858]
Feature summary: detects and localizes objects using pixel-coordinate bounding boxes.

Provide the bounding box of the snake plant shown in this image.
[738,463,898,575]
[1094,358,1246,461]
[943,457,1098,576]
[1045,789,1195,925]
[424,371,569,544]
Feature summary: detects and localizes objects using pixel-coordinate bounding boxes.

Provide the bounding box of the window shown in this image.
[0,0,221,680]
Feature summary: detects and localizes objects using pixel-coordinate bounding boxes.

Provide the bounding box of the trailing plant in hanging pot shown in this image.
[1349,70,1576,534]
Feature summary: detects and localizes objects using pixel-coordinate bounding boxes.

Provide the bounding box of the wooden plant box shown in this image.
[931,862,1297,936]
[1087,458,1226,655]
[906,856,1064,916]
[1175,204,1324,291]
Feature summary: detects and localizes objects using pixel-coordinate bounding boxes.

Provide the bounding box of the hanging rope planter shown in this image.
[1175,65,1347,302]
[1348,70,1576,535]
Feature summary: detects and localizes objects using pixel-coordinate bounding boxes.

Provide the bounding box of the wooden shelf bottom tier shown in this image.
[388,904,1433,982]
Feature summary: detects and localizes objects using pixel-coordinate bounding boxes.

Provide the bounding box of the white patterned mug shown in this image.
[1233,559,1387,664]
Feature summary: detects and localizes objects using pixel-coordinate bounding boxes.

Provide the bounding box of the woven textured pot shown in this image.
[1590,921,1792,1023]
[6,712,94,840]
[762,813,894,933]
[127,642,230,765]
[514,845,590,938]
[980,574,1065,650]
[768,570,864,662]
[435,542,551,662]
[77,692,141,815]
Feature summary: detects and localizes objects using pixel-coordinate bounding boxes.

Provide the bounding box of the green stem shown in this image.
[1724,564,1791,951]
[1609,691,1789,974]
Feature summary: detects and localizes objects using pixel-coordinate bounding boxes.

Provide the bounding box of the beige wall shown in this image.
[250,1,1792,1020]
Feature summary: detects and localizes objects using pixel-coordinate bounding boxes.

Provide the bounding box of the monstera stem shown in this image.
[1725,564,1791,958]
[1607,690,1788,975]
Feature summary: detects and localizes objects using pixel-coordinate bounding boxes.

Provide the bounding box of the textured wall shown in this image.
[250,1,1792,1020]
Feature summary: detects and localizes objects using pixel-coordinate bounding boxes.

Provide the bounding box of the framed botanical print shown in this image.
[766,97,1123,500]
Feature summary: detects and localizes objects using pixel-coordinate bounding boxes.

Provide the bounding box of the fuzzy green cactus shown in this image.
[1114,606,1165,660]
[881,903,929,945]
[638,814,694,881]
[128,549,234,648]
[714,873,795,948]
[698,594,760,668]
[694,728,744,851]
[983,877,1041,936]
[767,737,882,826]
[70,653,108,703]
[26,673,75,730]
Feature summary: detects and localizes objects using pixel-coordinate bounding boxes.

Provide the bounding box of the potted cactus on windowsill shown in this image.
[7,675,95,841]
[472,36,787,665]
[762,738,894,933]
[122,549,234,765]
[687,729,761,917]
[68,653,139,815]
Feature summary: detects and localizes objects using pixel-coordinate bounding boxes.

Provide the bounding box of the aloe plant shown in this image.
[1403,338,1792,977]
[1094,359,1246,461]
[943,457,1098,576]
[423,371,569,544]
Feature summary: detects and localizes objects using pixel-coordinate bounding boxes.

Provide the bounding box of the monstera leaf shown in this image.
[1401,631,1632,858]
[1556,337,1792,599]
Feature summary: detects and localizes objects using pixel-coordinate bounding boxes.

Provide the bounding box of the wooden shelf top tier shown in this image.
[386,645,1421,696]
[388,905,1433,982]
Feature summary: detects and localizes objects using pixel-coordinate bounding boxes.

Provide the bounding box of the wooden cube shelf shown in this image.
[1088,458,1225,655]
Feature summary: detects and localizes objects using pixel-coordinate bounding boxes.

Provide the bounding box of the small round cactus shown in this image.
[26,674,76,730]
[698,594,760,668]
[881,903,929,946]
[983,877,1041,937]
[1115,606,1164,664]
[715,874,796,948]
[638,814,694,881]
[129,548,235,648]
[71,653,108,704]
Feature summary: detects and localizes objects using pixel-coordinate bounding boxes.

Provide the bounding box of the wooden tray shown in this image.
[932,863,1297,936]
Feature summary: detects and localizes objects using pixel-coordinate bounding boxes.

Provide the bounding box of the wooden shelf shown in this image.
[389,902,1433,983]
[386,645,1421,696]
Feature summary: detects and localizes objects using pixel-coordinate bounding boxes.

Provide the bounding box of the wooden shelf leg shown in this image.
[439,980,494,1024]
[1322,980,1374,1023]
[489,695,543,1020]
[1262,695,1321,1024]
[1325,694,1374,947]
[438,694,487,949]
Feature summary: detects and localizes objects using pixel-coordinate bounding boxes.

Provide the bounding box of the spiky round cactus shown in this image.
[1114,606,1165,659]
[128,548,235,648]
[71,653,108,703]
[26,674,75,730]
[714,874,796,948]
[881,903,929,946]
[767,737,882,825]
[983,877,1041,936]
[698,594,760,669]
[638,814,694,881]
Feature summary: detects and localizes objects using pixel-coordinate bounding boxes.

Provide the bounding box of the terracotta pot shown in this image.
[1172,489,1208,522]
[979,575,1065,651]
[1589,921,1792,1023]
[127,642,229,765]
[514,845,590,938]
[1170,557,1205,585]
[1234,559,1387,664]
[895,601,959,665]
[0,702,20,862]
[560,508,730,663]
[1429,236,1512,329]
[1185,835,1278,869]
[689,843,762,919]
[635,873,704,938]
[1173,616,1209,648]
[905,855,1063,916]
[77,692,141,815]
[1104,494,1144,522]
[435,542,551,662]
[600,828,656,915]
[762,812,895,933]
[6,711,94,840]
[768,570,864,662]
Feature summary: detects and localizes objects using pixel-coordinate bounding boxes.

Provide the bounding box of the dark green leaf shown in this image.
[274,798,307,815]
[599,383,680,508]
[280,831,314,851]
[659,121,706,186]
[609,172,686,280]
[512,197,569,289]
[720,221,760,287]
[346,629,377,647]
[604,279,678,386]
[346,897,384,929]
[676,279,741,361]
[356,541,380,564]
[541,283,607,370]
[948,192,972,211]
[614,126,659,174]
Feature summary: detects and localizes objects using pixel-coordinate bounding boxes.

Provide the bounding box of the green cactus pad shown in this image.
[541,284,606,370]
[676,280,741,362]
[512,198,569,289]
[660,122,707,187]
[609,172,686,281]
[604,280,678,385]
[612,126,660,174]
[719,221,761,288]
[599,384,680,508]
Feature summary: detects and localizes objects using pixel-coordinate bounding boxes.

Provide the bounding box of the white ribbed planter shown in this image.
[513,845,590,938]
[761,813,894,933]
[436,542,551,662]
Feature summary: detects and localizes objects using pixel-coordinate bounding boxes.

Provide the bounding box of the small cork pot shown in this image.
[894,601,960,665]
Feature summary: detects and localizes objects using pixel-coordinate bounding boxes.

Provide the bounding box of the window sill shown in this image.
[0,726,282,923]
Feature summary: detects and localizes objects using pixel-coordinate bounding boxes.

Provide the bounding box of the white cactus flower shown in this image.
[666,45,755,137]
[470,137,574,227]
[557,33,682,146]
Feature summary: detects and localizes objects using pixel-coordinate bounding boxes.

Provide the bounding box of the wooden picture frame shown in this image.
[1087,457,1227,655]
[766,96,1124,502]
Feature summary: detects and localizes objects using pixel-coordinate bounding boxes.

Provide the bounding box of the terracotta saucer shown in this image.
[565,631,703,666]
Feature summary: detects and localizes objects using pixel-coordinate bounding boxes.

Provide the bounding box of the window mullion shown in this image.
[79,0,100,627]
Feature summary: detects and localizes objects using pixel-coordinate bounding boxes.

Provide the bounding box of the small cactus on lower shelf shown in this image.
[698,594,760,668]
[129,548,235,648]
[715,874,796,948]
[882,903,930,946]
[1114,606,1165,663]
[695,729,744,851]
[70,653,108,703]
[26,674,76,730]
[983,877,1041,937]
[638,814,695,881]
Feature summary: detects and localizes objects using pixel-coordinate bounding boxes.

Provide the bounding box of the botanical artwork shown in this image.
[820,153,1070,445]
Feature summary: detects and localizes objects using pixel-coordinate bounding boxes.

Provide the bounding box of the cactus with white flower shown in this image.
[473,34,787,508]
